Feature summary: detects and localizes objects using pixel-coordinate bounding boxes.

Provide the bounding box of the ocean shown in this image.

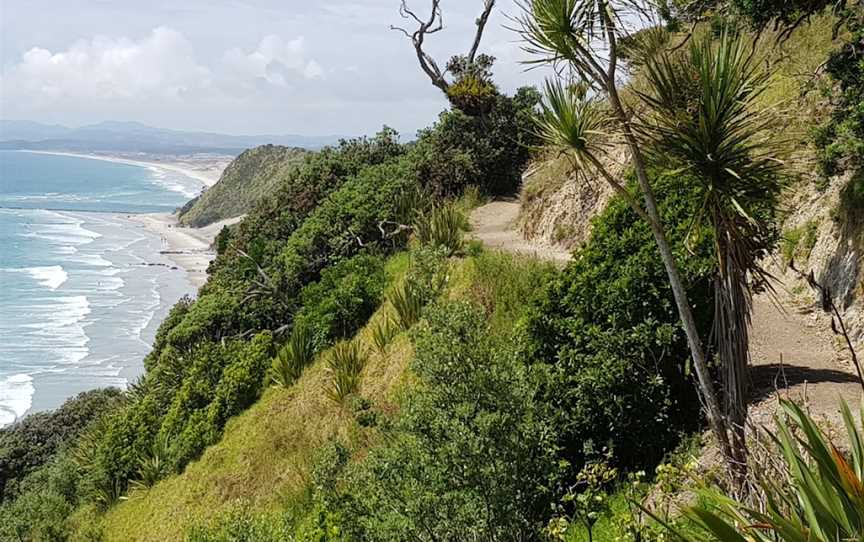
[0,151,204,428]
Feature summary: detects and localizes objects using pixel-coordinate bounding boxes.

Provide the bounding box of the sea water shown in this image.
[0,151,204,427]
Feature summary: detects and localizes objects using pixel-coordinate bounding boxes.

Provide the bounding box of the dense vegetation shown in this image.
[4,1,863,539]
[178,145,308,227]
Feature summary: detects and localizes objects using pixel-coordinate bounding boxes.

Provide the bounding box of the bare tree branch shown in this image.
[392,1,498,94]
[468,0,496,64]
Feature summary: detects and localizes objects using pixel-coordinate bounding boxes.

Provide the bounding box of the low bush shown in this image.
[0,387,122,502]
[334,302,563,540]
[270,323,316,388]
[325,341,368,403]
[412,203,468,255]
[293,253,387,352]
[525,169,715,473]
[680,400,864,541]
[411,87,541,196]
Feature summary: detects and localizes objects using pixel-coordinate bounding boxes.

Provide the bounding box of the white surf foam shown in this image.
[26,265,68,290]
[0,374,35,429]
[146,167,202,199]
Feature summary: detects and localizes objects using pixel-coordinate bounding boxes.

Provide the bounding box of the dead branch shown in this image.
[392,0,497,93]
[790,260,864,394]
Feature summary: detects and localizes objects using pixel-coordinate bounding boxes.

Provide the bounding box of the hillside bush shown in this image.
[269,323,316,388]
[814,13,864,210]
[525,169,715,473]
[411,87,541,196]
[335,302,562,541]
[0,387,122,502]
[293,253,387,352]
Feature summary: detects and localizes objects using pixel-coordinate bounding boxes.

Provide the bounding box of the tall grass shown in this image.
[370,316,398,356]
[413,203,467,255]
[269,324,315,388]
[388,282,426,332]
[129,434,171,493]
[325,340,367,403]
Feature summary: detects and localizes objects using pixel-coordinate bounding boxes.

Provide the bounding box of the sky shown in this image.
[0,0,547,138]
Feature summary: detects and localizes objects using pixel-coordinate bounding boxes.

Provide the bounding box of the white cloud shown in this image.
[222,35,324,89]
[2,27,325,116]
[7,27,211,106]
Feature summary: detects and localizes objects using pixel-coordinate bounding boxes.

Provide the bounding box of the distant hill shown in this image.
[0,120,344,154]
[177,144,309,227]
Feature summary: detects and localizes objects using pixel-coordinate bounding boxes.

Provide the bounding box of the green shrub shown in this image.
[413,203,468,255]
[0,387,122,502]
[780,219,819,263]
[678,400,864,541]
[293,253,387,352]
[336,302,562,540]
[325,341,368,403]
[525,169,715,473]
[369,317,397,357]
[270,324,316,388]
[387,282,425,332]
[411,86,541,196]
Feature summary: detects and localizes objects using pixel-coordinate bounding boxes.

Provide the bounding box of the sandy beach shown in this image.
[129,213,243,288]
[22,150,231,187]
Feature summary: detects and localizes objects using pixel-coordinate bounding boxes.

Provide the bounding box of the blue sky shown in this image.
[0,1,546,137]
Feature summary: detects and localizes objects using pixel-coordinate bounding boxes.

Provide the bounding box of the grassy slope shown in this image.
[178,145,307,227]
[98,255,415,541]
[96,248,553,540]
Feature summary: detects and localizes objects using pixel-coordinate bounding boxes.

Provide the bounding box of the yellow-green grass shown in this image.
[95,264,416,541]
[92,248,554,540]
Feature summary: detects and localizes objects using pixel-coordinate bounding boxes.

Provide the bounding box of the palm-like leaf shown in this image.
[536,79,613,167]
[673,400,864,541]
[638,32,785,461]
[638,31,784,225]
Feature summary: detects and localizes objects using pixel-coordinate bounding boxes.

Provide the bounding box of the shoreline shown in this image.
[19,150,229,188]
[128,212,244,288]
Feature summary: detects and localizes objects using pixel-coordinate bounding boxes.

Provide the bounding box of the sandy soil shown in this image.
[129,213,244,288]
[748,286,863,429]
[22,150,231,187]
[469,200,572,264]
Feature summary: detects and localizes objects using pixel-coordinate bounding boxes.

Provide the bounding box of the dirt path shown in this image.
[748,290,862,429]
[470,198,861,428]
[469,200,571,264]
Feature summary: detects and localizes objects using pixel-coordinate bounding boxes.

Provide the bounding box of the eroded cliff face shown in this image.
[772,171,864,349]
[517,146,626,250]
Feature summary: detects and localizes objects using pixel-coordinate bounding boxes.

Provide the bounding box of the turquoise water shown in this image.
[0,151,201,427]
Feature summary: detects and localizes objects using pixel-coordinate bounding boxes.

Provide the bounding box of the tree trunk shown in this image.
[713,214,752,485]
[609,94,734,465]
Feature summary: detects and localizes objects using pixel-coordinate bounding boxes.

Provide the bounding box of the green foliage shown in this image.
[387,247,449,332]
[369,317,397,357]
[411,87,541,196]
[525,169,715,473]
[294,253,387,352]
[460,249,558,333]
[0,452,92,542]
[444,54,499,116]
[335,302,563,541]
[129,433,171,492]
[781,219,820,263]
[179,145,308,227]
[412,203,468,255]
[0,387,122,502]
[677,399,864,541]
[325,341,367,403]
[730,0,835,29]
[815,13,864,207]
[270,323,316,388]
[388,283,425,332]
[185,506,291,542]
